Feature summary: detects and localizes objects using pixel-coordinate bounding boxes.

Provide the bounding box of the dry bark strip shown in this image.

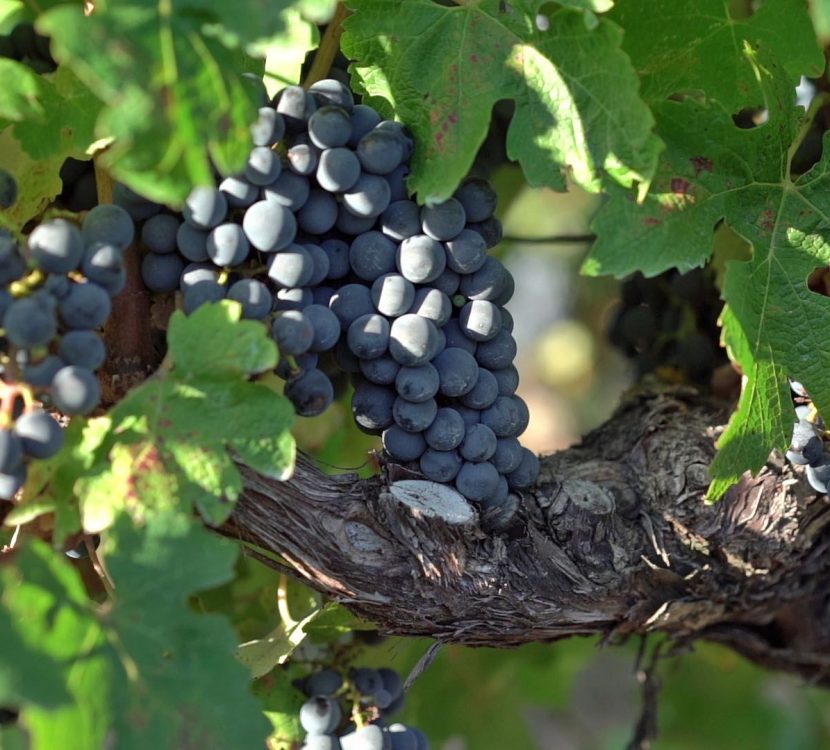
[225,385,830,685]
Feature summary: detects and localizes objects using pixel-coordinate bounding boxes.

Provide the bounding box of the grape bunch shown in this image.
[119,77,540,510]
[297,666,428,749]
[608,268,725,383]
[0,194,133,500]
[784,379,830,493]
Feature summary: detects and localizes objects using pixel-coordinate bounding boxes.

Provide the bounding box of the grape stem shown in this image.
[303,3,351,88]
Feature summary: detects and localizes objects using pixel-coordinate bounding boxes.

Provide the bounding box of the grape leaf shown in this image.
[812,0,830,42]
[342,0,661,202]
[37,4,260,204]
[1,517,271,749]
[75,302,295,532]
[0,59,44,121]
[11,66,101,161]
[610,0,823,110]
[585,51,830,498]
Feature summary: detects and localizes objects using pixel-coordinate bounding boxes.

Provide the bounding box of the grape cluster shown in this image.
[0,21,56,74]
[0,196,132,499]
[785,379,830,493]
[120,78,539,509]
[608,268,725,383]
[297,666,428,749]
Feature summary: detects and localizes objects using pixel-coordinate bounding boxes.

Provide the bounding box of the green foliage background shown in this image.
[2,0,830,747]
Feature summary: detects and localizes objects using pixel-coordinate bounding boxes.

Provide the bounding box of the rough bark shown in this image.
[224,384,830,686]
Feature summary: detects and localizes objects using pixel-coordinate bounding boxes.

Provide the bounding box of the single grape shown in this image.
[459,256,510,301]
[480,396,525,438]
[455,461,499,501]
[305,668,343,697]
[342,173,391,218]
[206,223,250,267]
[14,409,64,459]
[424,407,465,451]
[357,127,404,175]
[340,725,385,750]
[360,356,400,385]
[263,170,310,211]
[243,200,297,252]
[382,425,426,461]
[397,235,446,284]
[444,229,487,274]
[272,311,314,356]
[347,313,390,360]
[419,448,462,482]
[459,300,502,342]
[309,78,355,111]
[330,284,375,330]
[276,85,318,131]
[336,203,376,235]
[4,297,57,348]
[491,437,523,474]
[183,281,226,314]
[227,279,271,319]
[140,214,179,254]
[507,447,540,489]
[492,365,519,395]
[420,199,465,241]
[308,105,352,149]
[220,175,260,209]
[287,141,320,176]
[442,318,477,355]
[141,253,185,293]
[453,178,497,222]
[459,423,497,462]
[296,189,338,234]
[371,274,415,318]
[321,239,350,280]
[352,382,396,432]
[432,347,478,397]
[299,696,341,735]
[28,218,85,273]
[395,364,439,403]
[316,148,361,192]
[349,231,397,282]
[250,106,285,147]
[82,204,135,249]
[244,146,282,186]
[388,315,441,367]
[51,365,101,415]
[408,288,451,326]
[459,367,498,409]
[267,245,314,288]
[303,304,341,352]
[348,104,383,146]
[392,397,437,433]
[81,242,126,294]
[274,287,313,311]
[175,223,210,262]
[285,368,334,417]
[58,330,106,369]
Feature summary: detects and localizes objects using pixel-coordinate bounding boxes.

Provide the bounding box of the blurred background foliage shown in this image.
[283,166,830,747]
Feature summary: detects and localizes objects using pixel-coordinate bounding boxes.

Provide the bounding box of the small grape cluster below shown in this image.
[608,269,725,383]
[785,379,830,493]
[0,203,133,499]
[297,666,428,750]
[121,77,539,513]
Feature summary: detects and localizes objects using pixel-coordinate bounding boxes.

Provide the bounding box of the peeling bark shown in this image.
[224,385,830,685]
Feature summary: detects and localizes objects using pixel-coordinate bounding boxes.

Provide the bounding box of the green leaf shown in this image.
[0,65,101,230]
[38,4,260,204]
[1,518,271,749]
[76,302,293,532]
[0,59,44,121]
[0,127,63,229]
[12,66,102,161]
[254,665,306,749]
[586,51,830,497]
[342,0,661,201]
[610,0,823,110]
[167,302,277,377]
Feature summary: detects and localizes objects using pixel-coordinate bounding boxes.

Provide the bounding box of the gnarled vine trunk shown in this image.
[224,385,830,686]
